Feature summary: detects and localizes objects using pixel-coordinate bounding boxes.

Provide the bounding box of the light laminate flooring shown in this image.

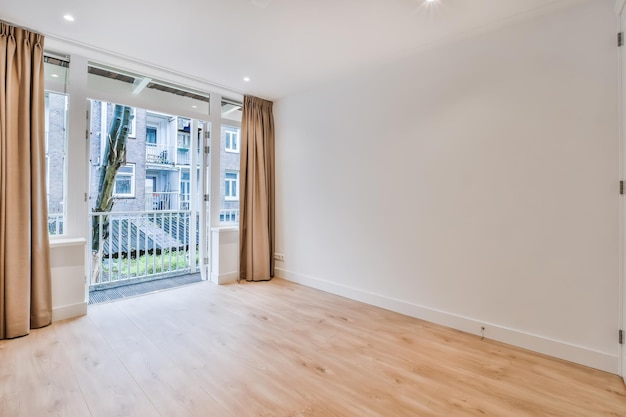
[1,278,625,417]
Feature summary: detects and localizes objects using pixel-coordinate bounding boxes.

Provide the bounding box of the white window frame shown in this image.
[225,170,239,201]
[113,163,136,198]
[224,128,240,153]
[44,55,70,236]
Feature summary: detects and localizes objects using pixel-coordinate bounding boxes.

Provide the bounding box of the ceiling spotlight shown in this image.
[50,74,59,78]
[243,77,250,82]
[63,14,75,22]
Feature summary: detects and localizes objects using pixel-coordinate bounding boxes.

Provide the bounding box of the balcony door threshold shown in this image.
[89,273,203,305]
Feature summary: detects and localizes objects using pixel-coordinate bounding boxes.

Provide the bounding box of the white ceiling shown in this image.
[1,0,583,100]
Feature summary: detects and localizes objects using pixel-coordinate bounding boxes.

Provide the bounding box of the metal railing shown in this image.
[90,210,195,288]
[145,192,180,211]
[146,144,175,165]
[48,213,64,235]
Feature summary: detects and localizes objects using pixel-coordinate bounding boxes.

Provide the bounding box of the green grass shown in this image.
[102,249,198,279]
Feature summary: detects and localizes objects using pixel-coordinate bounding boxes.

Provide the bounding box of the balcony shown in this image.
[145,192,181,211]
[86,206,238,289]
[146,144,175,165]
[90,210,197,288]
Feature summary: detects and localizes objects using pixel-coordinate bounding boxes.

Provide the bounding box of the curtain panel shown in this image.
[0,22,52,339]
[239,95,275,282]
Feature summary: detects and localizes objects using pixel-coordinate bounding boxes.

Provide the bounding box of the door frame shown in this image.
[616,0,626,381]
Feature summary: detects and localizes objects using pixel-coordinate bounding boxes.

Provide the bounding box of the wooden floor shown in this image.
[1,279,625,417]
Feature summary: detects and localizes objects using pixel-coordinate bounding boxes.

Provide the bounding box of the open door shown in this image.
[196,120,211,281]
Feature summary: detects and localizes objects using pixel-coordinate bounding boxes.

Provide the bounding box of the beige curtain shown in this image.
[0,22,52,339]
[239,96,275,282]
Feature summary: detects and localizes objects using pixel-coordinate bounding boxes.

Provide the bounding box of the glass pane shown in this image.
[146,126,157,144]
[115,177,132,194]
[45,91,68,235]
[221,100,242,122]
[44,55,69,94]
[118,165,134,174]
[88,64,210,116]
[221,126,241,223]
[224,128,240,153]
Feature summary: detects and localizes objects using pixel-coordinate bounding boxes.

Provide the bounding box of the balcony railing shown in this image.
[145,192,239,222]
[48,213,64,235]
[146,144,175,165]
[145,192,180,211]
[90,210,196,288]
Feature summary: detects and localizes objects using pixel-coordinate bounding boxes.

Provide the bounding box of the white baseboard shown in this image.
[211,271,238,285]
[276,267,618,374]
[52,301,87,322]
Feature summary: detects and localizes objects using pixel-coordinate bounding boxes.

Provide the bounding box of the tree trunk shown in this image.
[91,104,133,282]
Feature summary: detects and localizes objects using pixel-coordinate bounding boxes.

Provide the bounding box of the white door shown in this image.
[190,120,211,281]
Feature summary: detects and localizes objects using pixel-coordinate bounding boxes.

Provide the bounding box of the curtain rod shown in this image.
[0,19,43,36]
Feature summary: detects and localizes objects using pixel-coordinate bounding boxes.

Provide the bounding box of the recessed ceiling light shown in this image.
[63,14,75,22]
[50,74,59,78]
[243,77,250,82]
[192,105,197,109]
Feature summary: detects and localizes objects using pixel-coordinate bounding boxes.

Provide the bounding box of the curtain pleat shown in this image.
[239,96,275,282]
[0,22,52,339]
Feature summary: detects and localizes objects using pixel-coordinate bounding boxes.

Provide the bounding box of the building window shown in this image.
[113,164,136,197]
[225,128,239,153]
[146,126,157,145]
[225,171,239,201]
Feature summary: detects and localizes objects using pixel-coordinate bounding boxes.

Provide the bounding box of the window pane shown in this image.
[221,100,242,122]
[146,126,157,144]
[221,127,241,222]
[115,177,132,194]
[45,91,68,235]
[112,163,134,197]
[224,128,240,153]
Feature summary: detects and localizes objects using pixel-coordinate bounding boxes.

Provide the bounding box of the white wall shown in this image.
[274,0,620,373]
[50,239,87,321]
